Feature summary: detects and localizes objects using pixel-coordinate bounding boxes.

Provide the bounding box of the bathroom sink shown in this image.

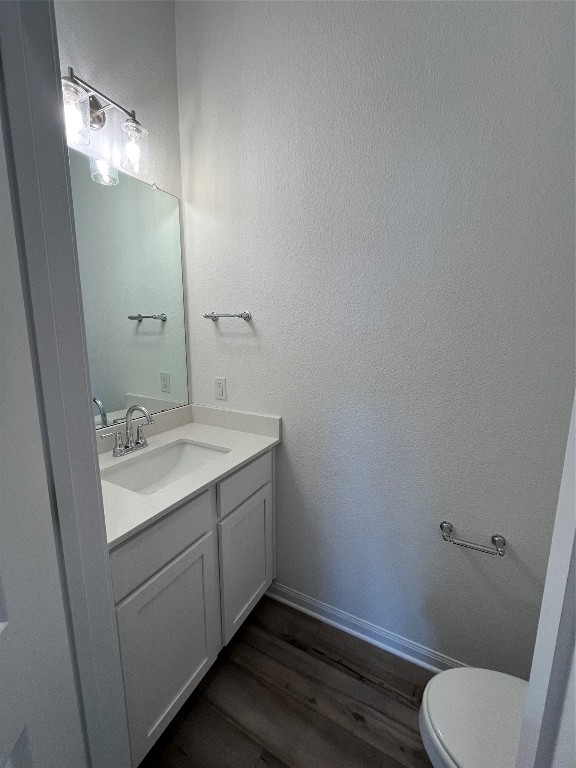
[101,439,230,495]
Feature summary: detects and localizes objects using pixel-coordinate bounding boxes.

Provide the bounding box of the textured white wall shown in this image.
[177,1,575,677]
[55,0,181,197]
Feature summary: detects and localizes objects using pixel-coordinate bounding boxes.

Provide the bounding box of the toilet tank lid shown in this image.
[424,667,528,768]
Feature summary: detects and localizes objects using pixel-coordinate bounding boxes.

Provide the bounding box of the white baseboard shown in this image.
[266,582,465,674]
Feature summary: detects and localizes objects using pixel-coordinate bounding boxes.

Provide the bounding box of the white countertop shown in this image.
[100,421,279,549]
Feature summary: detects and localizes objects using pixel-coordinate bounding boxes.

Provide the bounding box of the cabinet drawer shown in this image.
[109,490,212,603]
[218,451,272,518]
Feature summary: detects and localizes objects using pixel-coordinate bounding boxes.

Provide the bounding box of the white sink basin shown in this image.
[101,439,230,495]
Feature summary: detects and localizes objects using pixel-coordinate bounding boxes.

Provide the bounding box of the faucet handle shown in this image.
[112,431,126,457]
[100,430,125,451]
[135,424,149,447]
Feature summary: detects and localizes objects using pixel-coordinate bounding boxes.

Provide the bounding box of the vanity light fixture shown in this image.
[120,117,148,175]
[61,67,149,181]
[62,77,90,146]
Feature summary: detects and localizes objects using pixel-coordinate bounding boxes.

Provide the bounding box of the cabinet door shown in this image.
[219,483,273,644]
[116,532,220,766]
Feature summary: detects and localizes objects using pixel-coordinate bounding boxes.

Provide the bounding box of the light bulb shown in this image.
[90,157,119,186]
[62,79,90,146]
[126,138,140,172]
[120,118,148,175]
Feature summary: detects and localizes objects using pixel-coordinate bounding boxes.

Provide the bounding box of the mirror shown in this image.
[68,149,189,428]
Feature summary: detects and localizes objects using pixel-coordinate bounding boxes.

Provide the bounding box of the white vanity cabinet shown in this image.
[116,533,220,765]
[217,451,274,644]
[110,490,221,766]
[107,449,275,766]
[218,483,274,643]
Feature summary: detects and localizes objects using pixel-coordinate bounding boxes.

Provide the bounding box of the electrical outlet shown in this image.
[215,377,227,400]
[160,372,171,393]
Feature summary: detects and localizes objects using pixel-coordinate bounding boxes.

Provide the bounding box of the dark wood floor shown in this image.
[140,597,434,768]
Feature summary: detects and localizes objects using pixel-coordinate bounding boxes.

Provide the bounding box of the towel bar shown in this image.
[440,521,506,557]
[128,313,167,322]
[203,311,252,321]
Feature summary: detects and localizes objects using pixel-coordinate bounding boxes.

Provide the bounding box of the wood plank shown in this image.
[227,631,430,768]
[250,597,321,648]
[238,624,420,728]
[371,754,416,768]
[255,598,432,705]
[255,750,403,768]
[173,698,263,768]
[310,622,433,705]
[255,752,291,768]
[140,738,191,768]
[204,659,405,768]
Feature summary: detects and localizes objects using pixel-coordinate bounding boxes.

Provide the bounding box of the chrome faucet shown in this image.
[112,405,154,457]
[93,397,108,428]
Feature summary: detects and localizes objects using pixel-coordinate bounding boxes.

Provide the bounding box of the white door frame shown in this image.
[516,400,575,767]
[0,3,131,766]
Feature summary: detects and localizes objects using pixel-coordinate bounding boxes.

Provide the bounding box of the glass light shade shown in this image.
[88,114,121,183]
[90,157,119,186]
[62,80,90,146]
[120,118,148,175]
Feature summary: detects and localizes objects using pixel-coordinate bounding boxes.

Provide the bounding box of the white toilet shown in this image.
[419,667,528,768]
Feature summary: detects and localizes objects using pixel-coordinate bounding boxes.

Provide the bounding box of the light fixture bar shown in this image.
[66,67,136,122]
[62,67,149,179]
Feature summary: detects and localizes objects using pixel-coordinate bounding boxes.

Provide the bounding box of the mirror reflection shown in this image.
[68,149,189,427]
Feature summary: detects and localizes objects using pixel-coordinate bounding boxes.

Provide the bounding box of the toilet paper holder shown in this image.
[440,521,506,557]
